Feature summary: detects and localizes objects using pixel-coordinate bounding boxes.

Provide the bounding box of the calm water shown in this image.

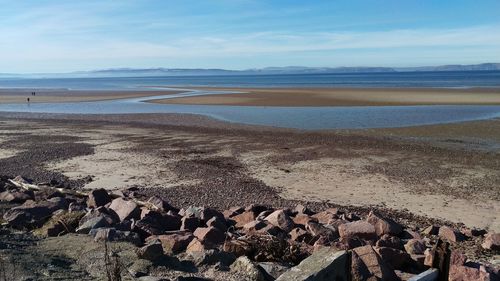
[0,91,499,130]
[1,72,500,129]
[1,71,500,89]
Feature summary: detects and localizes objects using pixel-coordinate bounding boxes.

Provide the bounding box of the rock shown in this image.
[193,227,225,247]
[351,250,372,281]
[147,232,194,253]
[422,225,440,236]
[232,211,256,228]
[76,216,111,234]
[109,197,141,221]
[461,227,487,238]
[449,265,491,281]
[230,256,266,281]
[376,234,403,250]
[186,238,207,253]
[438,226,465,243]
[294,204,313,215]
[405,239,427,255]
[147,196,178,213]
[181,216,200,232]
[311,209,338,224]
[242,220,268,233]
[429,239,451,281]
[276,248,349,281]
[376,246,412,270]
[134,211,181,236]
[264,210,294,232]
[245,204,269,215]
[338,220,377,241]
[450,251,467,267]
[223,206,244,219]
[0,190,34,203]
[290,228,313,243]
[223,239,252,257]
[91,228,141,245]
[482,232,500,250]
[401,229,423,240]
[136,242,164,261]
[3,198,67,228]
[199,208,225,223]
[186,249,236,267]
[305,221,338,240]
[258,262,291,280]
[351,245,399,281]
[206,216,227,232]
[292,213,318,226]
[407,268,439,281]
[35,211,84,237]
[87,188,111,208]
[80,207,119,223]
[424,248,434,267]
[366,211,403,236]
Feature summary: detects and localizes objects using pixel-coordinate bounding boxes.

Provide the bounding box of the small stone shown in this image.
[147,232,194,253]
[482,232,500,250]
[223,239,252,257]
[376,234,403,250]
[230,256,266,281]
[438,226,466,243]
[311,209,338,224]
[294,204,313,215]
[450,250,467,266]
[404,239,427,255]
[366,211,403,236]
[87,188,111,208]
[242,220,268,233]
[146,196,178,213]
[109,198,141,222]
[181,216,200,232]
[338,220,377,241]
[422,225,439,236]
[375,246,412,270]
[258,262,291,280]
[232,211,256,228]
[186,238,207,253]
[136,242,164,261]
[206,216,227,232]
[193,227,225,247]
[223,206,244,219]
[264,210,295,232]
[292,213,317,226]
[290,228,313,243]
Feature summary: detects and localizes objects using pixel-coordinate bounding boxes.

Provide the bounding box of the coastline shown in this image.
[0,89,182,104]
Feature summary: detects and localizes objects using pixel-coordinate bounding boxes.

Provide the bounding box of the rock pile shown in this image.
[1,176,499,280]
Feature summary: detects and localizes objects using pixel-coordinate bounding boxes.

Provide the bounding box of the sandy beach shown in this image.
[150,87,500,106]
[0,89,182,104]
[1,112,498,232]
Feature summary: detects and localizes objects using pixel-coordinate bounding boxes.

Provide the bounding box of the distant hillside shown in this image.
[5,63,500,78]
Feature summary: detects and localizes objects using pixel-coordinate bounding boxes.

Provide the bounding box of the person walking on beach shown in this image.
[27,97,30,102]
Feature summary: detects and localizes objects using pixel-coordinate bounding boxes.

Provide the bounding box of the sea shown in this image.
[1,71,500,130]
[1,71,500,90]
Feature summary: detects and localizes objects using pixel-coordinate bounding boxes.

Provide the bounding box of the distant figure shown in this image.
[27,97,30,102]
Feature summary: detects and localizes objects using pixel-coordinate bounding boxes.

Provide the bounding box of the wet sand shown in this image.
[0,89,182,104]
[150,87,500,106]
[0,112,499,231]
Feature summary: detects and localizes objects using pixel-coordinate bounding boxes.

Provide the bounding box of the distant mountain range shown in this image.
[2,63,499,78]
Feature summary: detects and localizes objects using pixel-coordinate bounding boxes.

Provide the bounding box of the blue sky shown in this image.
[0,0,499,72]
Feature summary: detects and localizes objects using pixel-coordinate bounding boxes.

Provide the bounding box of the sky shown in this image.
[0,0,499,73]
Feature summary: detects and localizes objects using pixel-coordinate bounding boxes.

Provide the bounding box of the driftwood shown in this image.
[8,177,156,210]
